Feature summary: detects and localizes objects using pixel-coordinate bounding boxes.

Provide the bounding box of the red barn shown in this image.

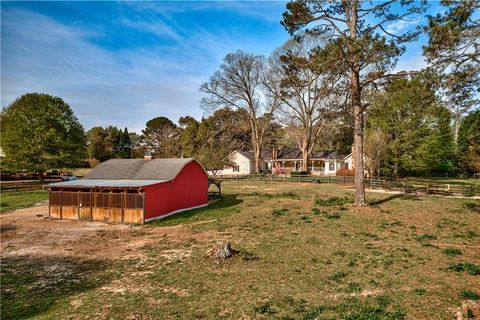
[46,158,209,224]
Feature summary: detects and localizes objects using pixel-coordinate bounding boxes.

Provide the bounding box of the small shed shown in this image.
[46,158,209,224]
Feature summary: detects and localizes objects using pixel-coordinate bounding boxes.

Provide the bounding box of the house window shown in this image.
[233,165,240,172]
[329,162,335,171]
[344,161,349,169]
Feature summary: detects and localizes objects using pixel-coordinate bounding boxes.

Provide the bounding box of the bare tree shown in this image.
[364,127,388,178]
[200,51,280,173]
[282,0,426,206]
[264,38,341,171]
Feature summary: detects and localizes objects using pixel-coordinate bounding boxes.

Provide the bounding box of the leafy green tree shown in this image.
[87,126,133,161]
[1,93,86,182]
[368,77,454,177]
[424,0,479,142]
[178,116,200,157]
[457,109,480,174]
[282,0,426,206]
[141,116,179,158]
[196,108,252,172]
[87,127,110,161]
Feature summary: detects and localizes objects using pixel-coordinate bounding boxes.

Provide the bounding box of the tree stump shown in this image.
[208,241,233,260]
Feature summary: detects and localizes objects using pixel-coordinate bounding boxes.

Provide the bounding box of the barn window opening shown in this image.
[125,194,144,209]
[110,194,122,208]
[50,192,61,205]
[62,192,79,206]
[79,192,91,207]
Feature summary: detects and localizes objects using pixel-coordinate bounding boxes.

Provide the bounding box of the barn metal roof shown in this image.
[48,179,167,188]
[84,158,204,180]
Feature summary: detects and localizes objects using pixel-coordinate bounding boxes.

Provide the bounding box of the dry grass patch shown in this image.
[1,181,479,319]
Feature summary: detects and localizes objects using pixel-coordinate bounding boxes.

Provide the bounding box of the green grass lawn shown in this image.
[0,190,48,213]
[1,182,479,319]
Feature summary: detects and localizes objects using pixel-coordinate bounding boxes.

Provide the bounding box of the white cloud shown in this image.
[385,19,420,34]
[394,54,427,72]
[1,7,275,133]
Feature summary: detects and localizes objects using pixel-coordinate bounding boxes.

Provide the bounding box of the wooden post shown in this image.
[121,190,125,224]
[370,179,373,189]
[60,191,63,220]
[426,183,429,194]
[90,191,93,221]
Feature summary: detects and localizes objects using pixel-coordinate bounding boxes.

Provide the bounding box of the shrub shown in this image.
[447,262,480,275]
[443,248,462,256]
[414,234,437,241]
[464,202,480,213]
[330,271,348,281]
[236,248,259,261]
[290,170,308,176]
[413,288,427,295]
[272,208,289,217]
[254,302,275,315]
[461,290,480,300]
[315,196,352,206]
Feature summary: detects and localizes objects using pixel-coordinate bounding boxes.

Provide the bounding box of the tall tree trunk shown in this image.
[254,143,261,174]
[38,170,44,184]
[302,146,308,172]
[351,70,366,207]
[453,112,461,144]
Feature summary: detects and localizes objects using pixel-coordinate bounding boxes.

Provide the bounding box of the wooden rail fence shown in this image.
[210,175,480,197]
[0,179,61,193]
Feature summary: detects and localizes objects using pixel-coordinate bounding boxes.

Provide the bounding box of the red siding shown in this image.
[144,161,208,220]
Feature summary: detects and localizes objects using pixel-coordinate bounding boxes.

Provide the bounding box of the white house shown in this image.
[210,151,268,175]
[212,147,352,176]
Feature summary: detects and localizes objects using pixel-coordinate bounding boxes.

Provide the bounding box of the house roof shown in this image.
[236,150,271,161]
[265,147,347,161]
[83,158,201,181]
[48,179,166,188]
[233,148,347,161]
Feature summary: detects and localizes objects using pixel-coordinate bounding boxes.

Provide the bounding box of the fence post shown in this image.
[343,176,345,184]
[426,183,429,194]
[370,179,373,189]
[447,184,450,191]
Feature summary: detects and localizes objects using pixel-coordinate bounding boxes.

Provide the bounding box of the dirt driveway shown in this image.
[0,202,211,262]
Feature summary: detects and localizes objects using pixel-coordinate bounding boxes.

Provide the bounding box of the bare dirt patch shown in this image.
[0,204,212,262]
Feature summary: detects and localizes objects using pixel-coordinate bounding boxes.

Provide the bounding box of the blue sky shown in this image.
[1,1,440,133]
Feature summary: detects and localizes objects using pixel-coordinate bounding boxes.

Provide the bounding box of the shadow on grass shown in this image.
[369,193,421,206]
[1,254,111,320]
[149,194,243,227]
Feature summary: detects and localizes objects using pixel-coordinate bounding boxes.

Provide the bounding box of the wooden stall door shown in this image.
[79,206,91,221]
